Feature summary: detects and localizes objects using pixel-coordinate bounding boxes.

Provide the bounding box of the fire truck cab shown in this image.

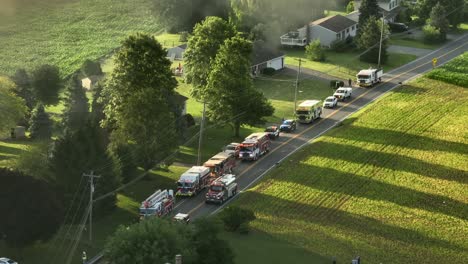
[239,132,271,161]
[203,152,237,178]
[205,174,238,204]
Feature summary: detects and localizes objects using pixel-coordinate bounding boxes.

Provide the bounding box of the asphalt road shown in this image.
[172,33,468,220]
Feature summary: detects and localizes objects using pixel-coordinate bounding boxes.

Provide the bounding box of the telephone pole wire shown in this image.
[83,171,100,242]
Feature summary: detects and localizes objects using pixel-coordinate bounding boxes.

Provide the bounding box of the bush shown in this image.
[81,59,102,76]
[346,1,355,14]
[423,25,444,43]
[179,31,189,42]
[330,39,348,52]
[305,40,326,62]
[262,67,276,75]
[219,206,256,233]
[184,113,195,127]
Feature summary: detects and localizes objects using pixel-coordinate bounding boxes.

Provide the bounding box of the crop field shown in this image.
[0,0,160,77]
[230,76,468,263]
[426,52,468,88]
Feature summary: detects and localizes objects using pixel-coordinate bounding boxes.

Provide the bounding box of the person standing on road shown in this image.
[348,78,352,87]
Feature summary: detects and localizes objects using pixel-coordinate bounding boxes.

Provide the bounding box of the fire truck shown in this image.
[239,132,271,161]
[203,152,237,178]
[176,166,211,197]
[205,174,238,204]
[139,189,175,219]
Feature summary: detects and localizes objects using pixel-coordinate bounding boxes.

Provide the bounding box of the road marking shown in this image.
[183,37,468,216]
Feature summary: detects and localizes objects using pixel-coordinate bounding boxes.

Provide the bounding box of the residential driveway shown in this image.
[388,45,433,57]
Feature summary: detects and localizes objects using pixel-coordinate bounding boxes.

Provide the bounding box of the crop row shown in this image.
[426,52,468,88]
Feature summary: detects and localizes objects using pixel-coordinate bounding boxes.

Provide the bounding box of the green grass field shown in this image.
[388,35,442,49]
[427,52,468,87]
[228,76,468,263]
[0,0,161,77]
[284,49,417,79]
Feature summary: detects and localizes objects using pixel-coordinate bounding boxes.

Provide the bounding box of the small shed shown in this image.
[167,44,187,61]
[81,75,101,90]
[174,93,188,116]
[250,41,285,76]
[10,126,26,139]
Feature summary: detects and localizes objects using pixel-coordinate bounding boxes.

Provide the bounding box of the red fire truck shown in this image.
[203,152,237,178]
[238,132,271,161]
[205,174,238,204]
[139,189,175,219]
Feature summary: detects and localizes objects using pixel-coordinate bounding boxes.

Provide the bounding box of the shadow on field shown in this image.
[276,163,467,221]
[391,84,428,95]
[240,191,466,253]
[329,126,468,156]
[311,141,467,184]
[0,143,25,156]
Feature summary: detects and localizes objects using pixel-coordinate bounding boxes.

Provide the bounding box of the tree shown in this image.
[153,0,230,32]
[31,64,62,106]
[346,1,355,14]
[50,121,121,213]
[0,76,27,137]
[0,168,63,249]
[102,33,179,170]
[90,82,106,126]
[11,68,36,110]
[29,104,52,139]
[418,0,465,28]
[192,218,235,264]
[205,36,274,137]
[428,2,450,41]
[218,206,256,232]
[356,16,389,64]
[184,16,237,99]
[81,59,102,76]
[358,0,381,36]
[62,73,89,132]
[105,218,196,264]
[305,40,326,61]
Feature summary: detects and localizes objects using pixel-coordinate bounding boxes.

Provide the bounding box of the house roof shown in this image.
[177,43,187,49]
[250,41,285,66]
[311,15,357,33]
[174,93,188,103]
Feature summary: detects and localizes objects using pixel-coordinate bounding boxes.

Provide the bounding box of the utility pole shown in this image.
[83,171,100,242]
[197,101,206,165]
[294,58,302,117]
[377,13,386,68]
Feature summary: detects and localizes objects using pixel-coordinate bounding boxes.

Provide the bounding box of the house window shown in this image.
[346,28,349,33]
[336,33,341,39]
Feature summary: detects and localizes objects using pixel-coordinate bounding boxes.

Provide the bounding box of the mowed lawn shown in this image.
[229,77,468,263]
[0,0,161,77]
[284,49,417,80]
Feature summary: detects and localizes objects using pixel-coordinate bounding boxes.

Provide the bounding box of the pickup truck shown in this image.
[333,87,352,101]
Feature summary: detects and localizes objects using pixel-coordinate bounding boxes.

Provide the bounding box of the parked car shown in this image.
[223,143,240,158]
[388,22,409,33]
[323,96,338,108]
[265,126,280,139]
[280,119,296,132]
[0,258,18,264]
[173,213,190,224]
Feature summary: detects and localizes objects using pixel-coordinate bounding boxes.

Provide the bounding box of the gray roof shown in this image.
[311,15,357,33]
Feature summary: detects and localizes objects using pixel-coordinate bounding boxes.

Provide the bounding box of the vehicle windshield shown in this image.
[358,74,369,79]
[296,111,309,115]
[240,146,253,152]
[177,181,193,188]
[326,98,334,102]
[336,90,345,93]
[210,185,223,192]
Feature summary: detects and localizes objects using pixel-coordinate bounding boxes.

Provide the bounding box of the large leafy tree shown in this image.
[102,33,179,170]
[50,121,121,212]
[0,76,27,137]
[184,16,237,99]
[192,217,235,264]
[62,73,89,132]
[11,68,36,110]
[29,104,52,139]
[358,0,381,36]
[105,218,196,264]
[205,36,274,137]
[153,0,230,32]
[357,16,389,64]
[0,168,63,249]
[31,64,62,106]
[428,2,450,40]
[417,0,465,28]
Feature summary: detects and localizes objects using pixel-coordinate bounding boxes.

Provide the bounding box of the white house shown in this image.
[166,43,187,61]
[251,42,285,75]
[280,15,358,48]
[354,0,404,22]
